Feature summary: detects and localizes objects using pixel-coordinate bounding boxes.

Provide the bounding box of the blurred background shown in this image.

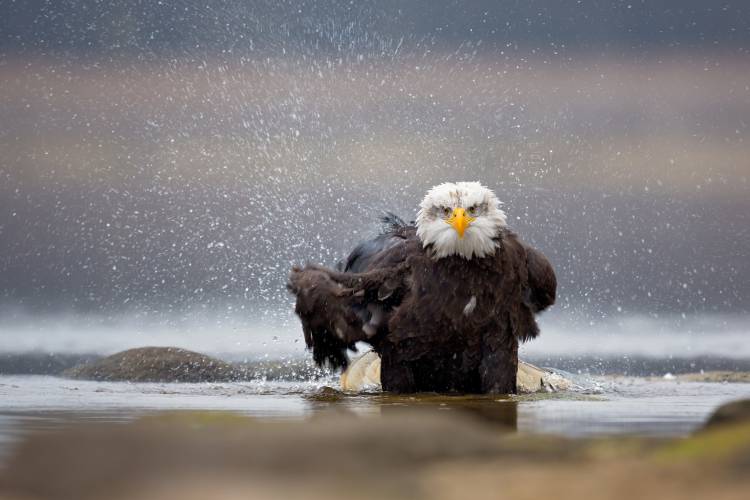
[0,0,748,365]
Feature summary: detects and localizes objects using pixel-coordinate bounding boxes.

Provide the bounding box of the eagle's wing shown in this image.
[288,218,415,369]
[523,245,557,313]
[339,212,411,272]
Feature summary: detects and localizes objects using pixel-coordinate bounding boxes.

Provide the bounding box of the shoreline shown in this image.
[3,350,750,379]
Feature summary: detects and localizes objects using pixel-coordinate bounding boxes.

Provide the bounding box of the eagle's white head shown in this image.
[416,181,507,260]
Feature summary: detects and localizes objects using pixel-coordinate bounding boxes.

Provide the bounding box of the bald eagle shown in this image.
[288,182,556,394]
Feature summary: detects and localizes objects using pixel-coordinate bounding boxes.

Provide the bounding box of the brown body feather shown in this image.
[287,224,556,394]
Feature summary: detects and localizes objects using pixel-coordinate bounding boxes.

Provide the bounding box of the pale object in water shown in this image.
[341,351,572,393]
[340,351,382,391]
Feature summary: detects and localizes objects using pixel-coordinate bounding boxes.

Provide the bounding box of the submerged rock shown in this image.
[64,347,239,383]
[340,352,572,393]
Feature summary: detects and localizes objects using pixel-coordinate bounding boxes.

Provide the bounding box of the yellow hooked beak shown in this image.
[447,207,475,238]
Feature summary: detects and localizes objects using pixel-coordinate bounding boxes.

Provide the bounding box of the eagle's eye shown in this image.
[467,204,479,217]
[441,206,452,217]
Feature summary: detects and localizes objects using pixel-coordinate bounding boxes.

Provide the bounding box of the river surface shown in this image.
[1,373,749,464]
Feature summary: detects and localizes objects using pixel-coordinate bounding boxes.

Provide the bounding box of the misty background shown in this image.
[0,1,748,360]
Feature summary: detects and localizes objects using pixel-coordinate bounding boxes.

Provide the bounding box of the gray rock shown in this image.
[64,347,239,383]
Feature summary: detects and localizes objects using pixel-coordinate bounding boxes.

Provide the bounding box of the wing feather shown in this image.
[523,246,557,312]
[288,222,415,369]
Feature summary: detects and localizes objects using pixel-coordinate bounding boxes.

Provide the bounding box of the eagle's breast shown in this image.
[401,245,514,339]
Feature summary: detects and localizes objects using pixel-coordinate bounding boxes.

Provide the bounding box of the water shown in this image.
[1,312,749,463]
[1,373,748,464]
[2,311,750,362]
[1,309,748,467]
